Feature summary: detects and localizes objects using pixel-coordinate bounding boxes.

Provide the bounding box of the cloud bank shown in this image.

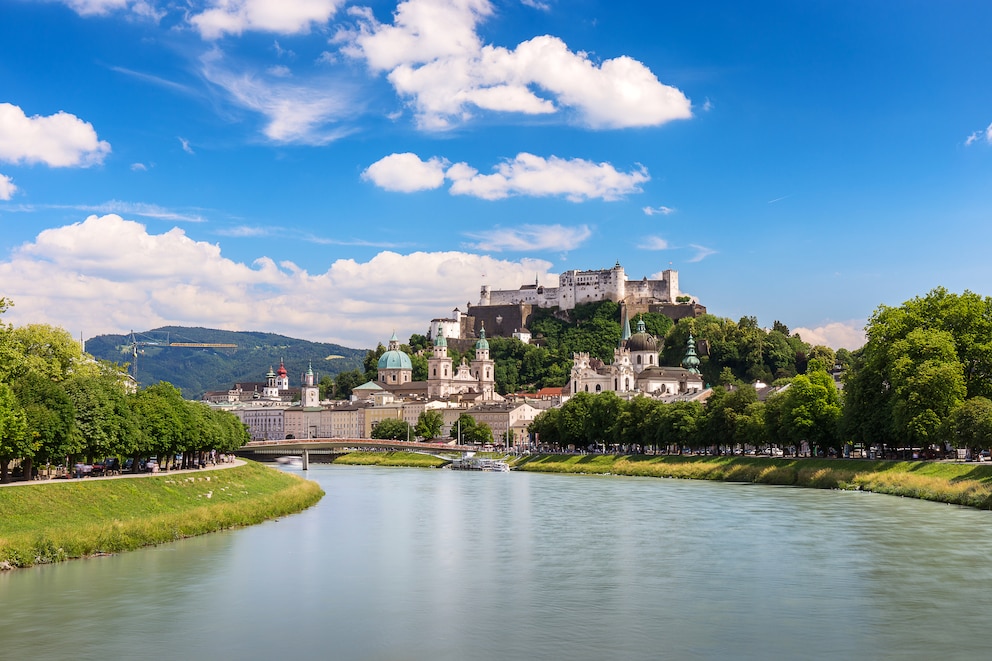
[0,215,554,348]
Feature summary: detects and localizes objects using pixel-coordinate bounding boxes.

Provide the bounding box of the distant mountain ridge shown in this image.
[84,326,368,399]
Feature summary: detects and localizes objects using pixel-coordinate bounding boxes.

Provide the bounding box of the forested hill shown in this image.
[84,326,367,399]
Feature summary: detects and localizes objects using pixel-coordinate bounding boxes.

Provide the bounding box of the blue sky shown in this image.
[2,0,991,351]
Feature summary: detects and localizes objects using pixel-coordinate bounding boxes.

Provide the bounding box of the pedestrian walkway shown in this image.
[0,458,246,488]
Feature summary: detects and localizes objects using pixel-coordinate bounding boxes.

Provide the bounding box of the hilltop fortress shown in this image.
[431,262,706,345]
[481,262,680,310]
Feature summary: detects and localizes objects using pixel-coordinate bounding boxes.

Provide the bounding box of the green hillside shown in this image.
[84,326,367,399]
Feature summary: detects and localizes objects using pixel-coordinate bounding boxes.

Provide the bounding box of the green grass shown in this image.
[333,451,448,468]
[0,461,324,569]
[512,454,992,509]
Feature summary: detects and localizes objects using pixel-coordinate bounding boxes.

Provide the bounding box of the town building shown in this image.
[567,314,704,398]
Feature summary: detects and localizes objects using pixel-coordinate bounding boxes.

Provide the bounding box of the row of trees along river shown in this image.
[0,298,249,483]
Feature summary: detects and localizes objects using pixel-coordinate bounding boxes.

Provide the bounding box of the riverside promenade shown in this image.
[0,458,246,488]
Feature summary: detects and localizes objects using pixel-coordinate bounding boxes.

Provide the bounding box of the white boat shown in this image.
[449,457,510,472]
[275,456,303,468]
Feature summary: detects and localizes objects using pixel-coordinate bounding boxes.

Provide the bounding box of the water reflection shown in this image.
[3,466,992,660]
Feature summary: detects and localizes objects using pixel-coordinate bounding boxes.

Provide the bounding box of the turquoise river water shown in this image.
[2,464,992,660]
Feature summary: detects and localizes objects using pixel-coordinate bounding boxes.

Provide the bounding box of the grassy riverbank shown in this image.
[333,451,449,468]
[0,461,324,569]
[512,454,992,509]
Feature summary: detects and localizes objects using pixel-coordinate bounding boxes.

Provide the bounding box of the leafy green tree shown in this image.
[557,392,594,448]
[698,385,757,450]
[415,410,444,439]
[10,323,97,382]
[333,369,364,399]
[655,400,704,453]
[0,298,23,383]
[766,370,841,453]
[63,373,138,462]
[363,344,386,382]
[372,417,412,441]
[944,397,992,455]
[890,328,965,446]
[132,383,184,465]
[12,371,82,467]
[587,390,624,448]
[844,288,985,451]
[0,382,29,482]
[409,352,429,382]
[528,407,561,447]
[450,413,477,443]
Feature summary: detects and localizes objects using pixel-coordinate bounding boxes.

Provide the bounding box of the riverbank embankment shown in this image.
[332,451,450,468]
[0,461,323,569]
[512,454,992,509]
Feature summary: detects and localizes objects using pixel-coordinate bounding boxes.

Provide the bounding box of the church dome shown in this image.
[377,349,412,370]
[625,317,657,352]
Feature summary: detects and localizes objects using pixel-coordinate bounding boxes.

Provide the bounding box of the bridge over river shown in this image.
[236,438,480,467]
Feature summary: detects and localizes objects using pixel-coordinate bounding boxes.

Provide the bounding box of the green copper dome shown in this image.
[475,324,489,351]
[377,349,412,370]
[378,332,413,370]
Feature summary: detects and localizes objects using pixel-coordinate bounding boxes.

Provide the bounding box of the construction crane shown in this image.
[125,330,237,384]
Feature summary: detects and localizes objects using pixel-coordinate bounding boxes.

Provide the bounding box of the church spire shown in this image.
[682,333,701,374]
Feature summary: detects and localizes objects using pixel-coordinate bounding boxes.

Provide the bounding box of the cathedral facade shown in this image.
[568,316,704,398]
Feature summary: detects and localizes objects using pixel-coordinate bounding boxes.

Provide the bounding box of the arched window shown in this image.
[595,384,602,392]
[637,355,642,365]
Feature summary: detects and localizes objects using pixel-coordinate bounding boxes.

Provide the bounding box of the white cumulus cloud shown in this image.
[0,174,16,200]
[0,103,110,168]
[447,153,648,201]
[0,214,555,348]
[792,321,866,351]
[365,151,648,201]
[462,224,592,252]
[338,0,691,129]
[190,0,347,39]
[362,153,447,192]
[643,205,675,216]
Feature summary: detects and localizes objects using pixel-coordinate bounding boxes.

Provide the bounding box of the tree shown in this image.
[655,400,704,453]
[415,410,444,439]
[528,407,561,448]
[766,370,841,454]
[844,288,983,451]
[0,383,29,483]
[371,417,412,441]
[10,323,97,382]
[944,397,992,455]
[132,383,183,465]
[698,385,757,451]
[63,373,138,462]
[587,391,624,449]
[0,298,23,383]
[12,371,82,468]
[333,369,364,399]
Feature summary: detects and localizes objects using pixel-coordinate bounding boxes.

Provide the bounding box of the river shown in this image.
[2,465,992,660]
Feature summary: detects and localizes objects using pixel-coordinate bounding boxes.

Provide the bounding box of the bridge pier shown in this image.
[302,449,309,470]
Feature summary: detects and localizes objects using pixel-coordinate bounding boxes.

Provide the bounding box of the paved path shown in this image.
[0,459,247,488]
